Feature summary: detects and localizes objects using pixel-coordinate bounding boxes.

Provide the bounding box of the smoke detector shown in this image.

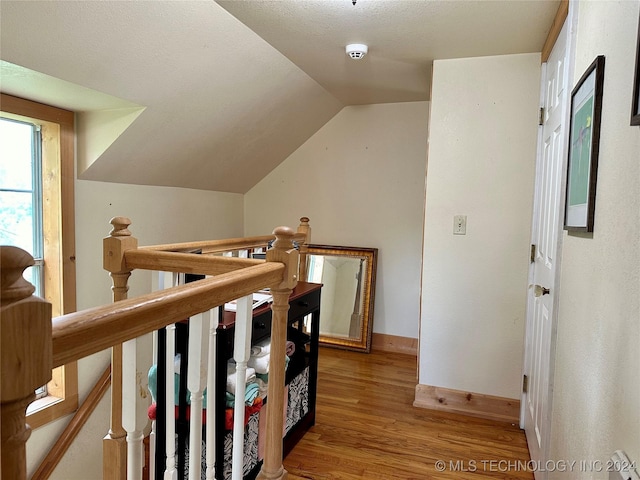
[346,44,368,60]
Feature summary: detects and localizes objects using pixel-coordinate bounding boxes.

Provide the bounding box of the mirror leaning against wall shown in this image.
[305,244,378,352]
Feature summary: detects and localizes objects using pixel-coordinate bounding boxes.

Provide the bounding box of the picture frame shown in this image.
[564,55,605,232]
[632,12,640,126]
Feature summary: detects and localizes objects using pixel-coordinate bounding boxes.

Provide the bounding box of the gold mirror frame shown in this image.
[305,244,378,352]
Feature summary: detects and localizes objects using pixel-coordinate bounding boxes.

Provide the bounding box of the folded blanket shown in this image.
[226,362,256,395]
[148,403,208,423]
[225,381,260,407]
[250,338,271,357]
[148,364,207,406]
[252,339,296,357]
[256,378,269,398]
[248,353,270,374]
[254,356,290,384]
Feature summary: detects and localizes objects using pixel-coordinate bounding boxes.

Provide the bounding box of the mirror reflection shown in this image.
[305,245,378,352]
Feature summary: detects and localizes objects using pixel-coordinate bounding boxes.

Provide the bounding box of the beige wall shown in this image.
[244,101,430,339]
[419,53,540,399]
[549,1,640,476]
[26,179,244,479]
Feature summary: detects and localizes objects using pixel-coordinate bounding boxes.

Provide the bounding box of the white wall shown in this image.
[244,102,429,339]
[419,53,540,399]
[549,1,640,476]
[27,179,243,479]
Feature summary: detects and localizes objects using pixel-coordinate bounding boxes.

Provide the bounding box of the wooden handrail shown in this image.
[140,232,306,254]
[123,249,263,275]
[30,366,111,480]
[51,262,284,368]
[1,218,310,480]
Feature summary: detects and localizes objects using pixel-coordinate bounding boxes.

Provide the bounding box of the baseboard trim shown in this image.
[413,384,520,424]
[371,333,418,355]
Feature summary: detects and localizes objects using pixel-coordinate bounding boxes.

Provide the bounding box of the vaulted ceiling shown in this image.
[0,0,559,193]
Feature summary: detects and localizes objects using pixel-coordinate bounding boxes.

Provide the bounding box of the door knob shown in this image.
[533,285,550,297]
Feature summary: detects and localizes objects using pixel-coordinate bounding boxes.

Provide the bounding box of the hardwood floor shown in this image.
[283,348,533,480]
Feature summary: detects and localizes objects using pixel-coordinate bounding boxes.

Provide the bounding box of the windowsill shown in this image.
[27,362,78,430]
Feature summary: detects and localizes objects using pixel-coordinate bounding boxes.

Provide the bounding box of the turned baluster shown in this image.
[257,227,299,480]
[1,247,53,480]
[296,217,311,283]
[231,295,254,480]
[187,310,209,480]
[205,306,219,480]
[103,217,138,480]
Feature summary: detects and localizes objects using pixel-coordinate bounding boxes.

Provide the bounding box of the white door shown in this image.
[522,18,571,478]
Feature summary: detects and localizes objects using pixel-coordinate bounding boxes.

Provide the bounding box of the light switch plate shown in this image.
[453,215,467,235]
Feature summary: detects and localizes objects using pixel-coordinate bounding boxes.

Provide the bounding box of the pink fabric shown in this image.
[285,341,296,356]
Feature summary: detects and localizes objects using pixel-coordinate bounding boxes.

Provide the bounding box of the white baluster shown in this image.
[238,249,249,259]
[205,306,219,480]
[187,312,209,480]
[149,409,156,480]
[123,336,148,480]
[149,329,157,480]
[150,327,158,480]
[150,271,174,480]
[164,272,180,480]
[164,322,178,480]
[231,295,253,480]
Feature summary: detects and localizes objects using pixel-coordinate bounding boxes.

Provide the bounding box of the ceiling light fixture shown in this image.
[346,43,368,60]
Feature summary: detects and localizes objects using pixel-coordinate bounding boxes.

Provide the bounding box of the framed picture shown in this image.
[632,12,640,126]
[564,55,605,232]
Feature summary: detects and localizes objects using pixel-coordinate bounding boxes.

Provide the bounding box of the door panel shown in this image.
[523,19,569,479]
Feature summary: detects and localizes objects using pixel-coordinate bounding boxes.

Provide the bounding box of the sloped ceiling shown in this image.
[0,1,343,193]
[0,0,559,193]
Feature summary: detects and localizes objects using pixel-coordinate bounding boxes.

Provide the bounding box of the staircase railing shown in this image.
[0,216,311,480]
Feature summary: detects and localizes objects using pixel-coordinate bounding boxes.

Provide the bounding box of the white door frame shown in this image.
[520,2,577,476]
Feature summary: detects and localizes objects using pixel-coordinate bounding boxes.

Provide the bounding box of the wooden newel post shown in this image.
[296,217,311,283]
[258,227,299,480]
[1,247,53,480]
[102,217,138,480]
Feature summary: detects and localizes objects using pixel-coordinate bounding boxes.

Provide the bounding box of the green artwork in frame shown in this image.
[564,55,605,233]
[568,96,594,207]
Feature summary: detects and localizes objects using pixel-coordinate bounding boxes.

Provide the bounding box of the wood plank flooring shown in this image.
[283,348,533,480]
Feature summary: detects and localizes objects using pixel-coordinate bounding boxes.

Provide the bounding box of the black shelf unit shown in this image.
[154,281,321,480]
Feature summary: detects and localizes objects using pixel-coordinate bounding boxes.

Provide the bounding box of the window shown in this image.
[0,118,44,296]
[1,93,78,428]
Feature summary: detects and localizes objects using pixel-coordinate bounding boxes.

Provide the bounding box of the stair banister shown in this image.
[49,263,284,368]
[1,217,309,480]
[103,216,137,480]
[0,247,53,480]
[257,227,299,480]
[296,216,311,283]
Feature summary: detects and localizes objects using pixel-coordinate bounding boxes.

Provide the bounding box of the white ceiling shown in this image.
[0,0,559,193]
[217,0,560,105]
